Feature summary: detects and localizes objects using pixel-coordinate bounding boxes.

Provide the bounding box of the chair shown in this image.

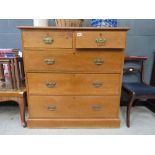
[0,57,26,127]
[0,89,26,127]
[123,56,155,127]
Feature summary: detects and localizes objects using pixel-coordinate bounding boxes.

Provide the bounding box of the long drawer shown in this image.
[75,31,126,48]
[27,73,121,95]
[24,50,123,73]
[28,96,119,118]
[22,30,73,48]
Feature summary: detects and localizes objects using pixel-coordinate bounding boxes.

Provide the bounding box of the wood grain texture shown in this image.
[19,27,128,128]
[27,118,120,128]
[22,30,73,48]
[0,88,26,97]
[24,49,124,73]
[18,26,129,31]
[27,73,121,95]
[75,31,127,48]
[28,95,119,118]
[125,56,147,61]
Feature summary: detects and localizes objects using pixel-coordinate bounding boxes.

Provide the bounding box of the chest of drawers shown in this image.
[19,26,128,128]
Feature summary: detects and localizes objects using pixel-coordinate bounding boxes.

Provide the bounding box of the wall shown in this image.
[0,19,33,49]
[0,19,155,84]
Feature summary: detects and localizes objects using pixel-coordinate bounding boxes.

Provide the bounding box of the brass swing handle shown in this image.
[46,82,56,88]
[92,81,103,88]
[44,58,55,65]
[43,36,54,44]
[47,105,56,111]
[96,38,106,43]
[92,104,102,111]
[94,58,104,65]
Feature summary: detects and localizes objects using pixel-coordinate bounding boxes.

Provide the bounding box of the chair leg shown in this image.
[132,99,138,107]
[126,94,135,128]
[17,96,27,127]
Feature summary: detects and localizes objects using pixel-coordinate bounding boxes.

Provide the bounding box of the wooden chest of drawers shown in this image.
[19,26,128,128]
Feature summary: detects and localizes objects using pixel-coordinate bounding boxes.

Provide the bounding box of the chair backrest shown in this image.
[150,51,155,86]
[124,56,147,83]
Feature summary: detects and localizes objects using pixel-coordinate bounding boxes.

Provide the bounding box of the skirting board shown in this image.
[27,118,120,128]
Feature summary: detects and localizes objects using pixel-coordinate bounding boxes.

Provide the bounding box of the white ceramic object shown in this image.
[33,19,48,27]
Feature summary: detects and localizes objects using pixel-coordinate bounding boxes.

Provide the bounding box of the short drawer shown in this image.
[28,96,119,118]
[22,30,73,48]
[27,73,121,95]
[24,50,123,73]
[75,31,126,48]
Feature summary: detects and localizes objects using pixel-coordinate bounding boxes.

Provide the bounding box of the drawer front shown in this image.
[75,31,126,48]
[22,30,73,48]
[28,96,119,118]
[24,50,123,73]
[27,73,121,95]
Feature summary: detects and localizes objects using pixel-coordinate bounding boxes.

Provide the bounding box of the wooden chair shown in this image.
[0,89,26,127]
[0,57,26,127]
[123,56,155,127]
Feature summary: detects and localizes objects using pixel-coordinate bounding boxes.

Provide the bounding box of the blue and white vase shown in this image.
[91,19,117,27]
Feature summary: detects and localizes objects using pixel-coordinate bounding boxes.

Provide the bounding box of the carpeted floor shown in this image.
[0,105,155,135]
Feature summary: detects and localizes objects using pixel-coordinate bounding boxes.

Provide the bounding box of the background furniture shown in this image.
[55,19,84,27]
[0,64,5,80]
[147,51,155,112]
[123,56,155,127]
[0,57,26,127]
[0,89,26,127]
[19,26,128,128]
[150,52,155,86]
[0,57,25,90]
[0,58,14,89]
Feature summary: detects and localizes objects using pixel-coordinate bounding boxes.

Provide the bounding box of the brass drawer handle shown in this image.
[43,36,54,44]
[94,58,104,65]
[93,81,103,88]
[96,38,106,43]
[92,104,102,111]
[46,82,56,88]
[48,105,56,111]
[44,58,55,65]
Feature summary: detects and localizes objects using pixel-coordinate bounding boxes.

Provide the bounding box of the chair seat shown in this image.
[123,82,155,95]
